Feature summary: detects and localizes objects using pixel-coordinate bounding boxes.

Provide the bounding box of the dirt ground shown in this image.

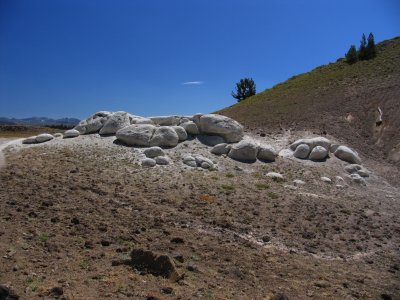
[0,132,399,299]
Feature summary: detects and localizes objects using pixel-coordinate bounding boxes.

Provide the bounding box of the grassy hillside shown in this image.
[219,37,400,165]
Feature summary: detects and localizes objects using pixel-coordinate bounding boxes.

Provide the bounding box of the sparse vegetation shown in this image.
[255,182,270,189]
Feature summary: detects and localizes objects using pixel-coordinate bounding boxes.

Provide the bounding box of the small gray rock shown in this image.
[211,143,231,155]
[293,179,305,186]
[182,155,197,167]
[351,173,366,185]
[144,146,165,158]
[141,158,156,167]
[320,176,332,183]
[155,156,171,165]
[344,164,363,174]
[266,172,283,180]
[195,156,214,169]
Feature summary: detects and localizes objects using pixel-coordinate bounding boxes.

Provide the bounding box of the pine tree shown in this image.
[366,32,377,59]
[231,78,256,102]
[345,45,358,64]
[358,33,367,60]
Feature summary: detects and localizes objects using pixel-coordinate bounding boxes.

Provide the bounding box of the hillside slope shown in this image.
[219,37,400,166]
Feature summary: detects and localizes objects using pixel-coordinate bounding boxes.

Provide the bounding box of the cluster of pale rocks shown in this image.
[21,111,369,184]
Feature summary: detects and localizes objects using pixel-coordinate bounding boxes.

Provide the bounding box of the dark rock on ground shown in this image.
[130,249,181,281]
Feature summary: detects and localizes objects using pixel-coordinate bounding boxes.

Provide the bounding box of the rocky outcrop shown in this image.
[149,116,179,126]
[144,146,165,158]
[199,114,243,143]
[116,124,156,146]
[172,126,188,141]
[290,137,331,152]
[211,143,231,155]
[149,126,179,147]
[293,144,311,159]
[181,121,199,135]
[257,145,277,161]
[228,140,258,162]
[334,146,361,164]
[99,111,130,135]
[74,111,112,134]
[36,133,54,143]
[309,146,328,161]
[22,136,38,144]
[64,129,80,138]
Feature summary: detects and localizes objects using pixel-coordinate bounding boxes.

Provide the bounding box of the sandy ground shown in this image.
[0,132,399,299]
[0,138,21,170]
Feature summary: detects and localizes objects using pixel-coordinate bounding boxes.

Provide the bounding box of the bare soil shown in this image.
[0,133,399,299]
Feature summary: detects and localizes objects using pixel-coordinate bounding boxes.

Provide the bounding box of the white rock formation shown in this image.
[293,144,311,159]
[257,145,277,161]
[74,111,112,134]
[116,124,156,146]
[22,136,37,144]
[149,126,179,147]
[99,111,130,135]
[211,143,231,155]
[181,121,199,135]
[144,146,165,158]
[228,140,258,161]
[36,133,54,143]
[290,137,331,152]
[309,145,328,161]
[64,129,80,138]
[149,116,179,126]
[172,126,188,141]
[199,114,243,143]
[334,146,361,164]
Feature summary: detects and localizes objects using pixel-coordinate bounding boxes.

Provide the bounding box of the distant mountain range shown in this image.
[0,117,81,126]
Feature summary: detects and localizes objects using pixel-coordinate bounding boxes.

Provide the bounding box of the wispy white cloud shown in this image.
[182,81,205,86]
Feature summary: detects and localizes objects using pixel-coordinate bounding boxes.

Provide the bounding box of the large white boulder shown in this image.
[290,137,331,151]
[99,111,130,135]
[116,124,156,146]
[172,126,188,141]
[334,146,361,164]
[228,140,258,161]
[144,146,165,158]
[36,133,54,143]
[211,143,231,155]
[64,129,80,138]
[181,121,199,135]
[199,114,243,143]
[149,126,179,147]
[257,145,277,161]
[149,116,179,126]
[293,144,311,159]
[309,145,328,161]
[22,136,37,144]
[74,111,112,134]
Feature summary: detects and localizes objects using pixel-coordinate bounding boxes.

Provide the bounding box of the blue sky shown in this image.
[0,0,399,119]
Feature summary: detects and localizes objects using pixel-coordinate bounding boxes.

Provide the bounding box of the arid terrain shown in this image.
[0,129,399,299]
